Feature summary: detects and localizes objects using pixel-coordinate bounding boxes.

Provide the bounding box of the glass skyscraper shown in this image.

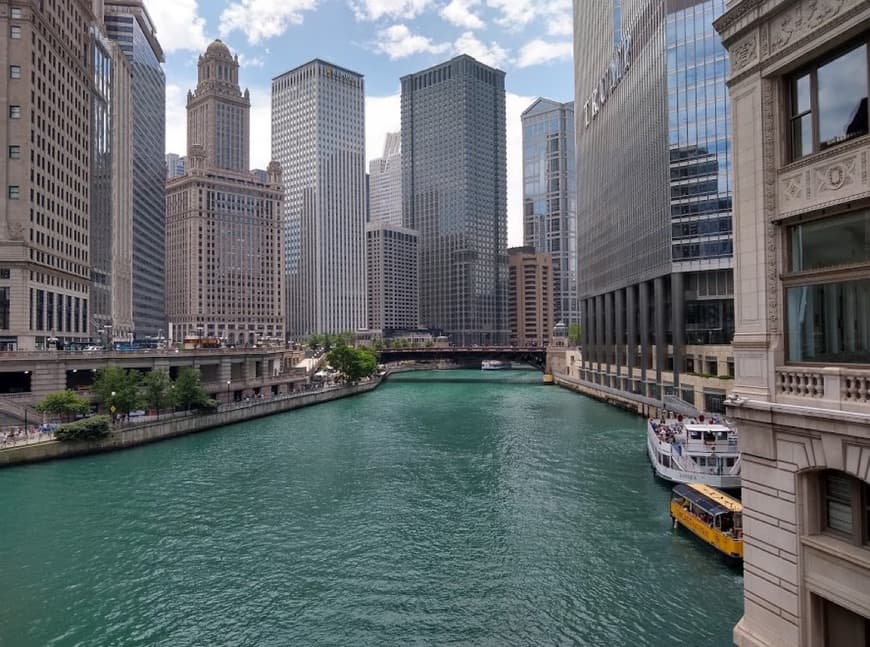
[105,1,166,338]
[573,0,734,413]
[401,55,509,345]
[521,98,578,326]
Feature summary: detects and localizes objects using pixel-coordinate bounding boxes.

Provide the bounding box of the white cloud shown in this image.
[516,39,572,68]
[484,0,536,29]
[506,92,534,246]
[350,0,432,21]
[164,82,190,157]
[375,24,451,60]
[144,0,209,53]
[248,87,272,169]
[219,0,318,44]
[237,52,265,68]
[547,12,573,36]
[453,31,509,68]
[440,0,484,29]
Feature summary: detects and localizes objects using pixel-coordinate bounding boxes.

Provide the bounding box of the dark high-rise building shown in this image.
[105,0,166,338]
[573,0,734,413]
[521,98,577,326]
[401,54,508,345]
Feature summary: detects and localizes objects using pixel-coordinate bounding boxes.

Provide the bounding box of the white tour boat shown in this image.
[647,413,740,490]
[481,359,510,371]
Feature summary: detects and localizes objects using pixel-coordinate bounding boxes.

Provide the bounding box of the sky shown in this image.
[143,0,575,246]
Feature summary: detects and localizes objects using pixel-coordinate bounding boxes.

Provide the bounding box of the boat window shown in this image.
[726,457,736,467]
[697,456,706,467]
[689,430,701,440]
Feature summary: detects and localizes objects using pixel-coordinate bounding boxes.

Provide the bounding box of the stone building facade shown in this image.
[715,1,870,645]
[508,246,554,347]
[165,41,285,345]
[1,0,98,350]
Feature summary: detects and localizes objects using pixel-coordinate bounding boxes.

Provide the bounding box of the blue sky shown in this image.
[145,0,575,244]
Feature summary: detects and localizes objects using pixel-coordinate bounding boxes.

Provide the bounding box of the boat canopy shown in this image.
[673,483,742,516]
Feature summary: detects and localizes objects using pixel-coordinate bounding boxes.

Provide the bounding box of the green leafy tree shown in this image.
[142,369,173,419]
[326,345,378,383]
[307,334,322,351]
[172,367,211,411]
[567,323,582,346]
[93,366,142,417]
[55,415,111,441]
[35,389,90,421]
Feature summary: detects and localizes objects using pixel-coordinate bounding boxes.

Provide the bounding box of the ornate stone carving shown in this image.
[815,156,857,193]
[731,34,758,72]
[762,80,779,332]
[769,0,850,54]
[782,173,804,205]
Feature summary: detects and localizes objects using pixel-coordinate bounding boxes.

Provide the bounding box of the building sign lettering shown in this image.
[583,34,632,128]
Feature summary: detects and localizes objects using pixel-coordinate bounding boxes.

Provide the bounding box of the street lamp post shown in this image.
[110,390,116,423]
[226,380,231,404]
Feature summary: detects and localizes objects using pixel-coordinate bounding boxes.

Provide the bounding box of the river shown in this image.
[0,369,742,646]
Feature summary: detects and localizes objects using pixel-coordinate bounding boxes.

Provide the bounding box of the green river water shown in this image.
[0,369,742,646]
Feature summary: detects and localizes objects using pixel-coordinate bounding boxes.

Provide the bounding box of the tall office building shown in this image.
[573,0,734,414]
[521,98,577,326]
[0,0,95,350]
[508,247,554,347]
[166,41,285,345]
[272,60,367,337]
[369,132,402,226]
[165,153,186,179]
[715,3,870,645]
[104,0,166,338]
[401,55,509,345]
[366,223,418,333]
[90,8,134,346]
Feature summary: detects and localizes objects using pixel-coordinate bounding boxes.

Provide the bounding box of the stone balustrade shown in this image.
[776,366,870,413]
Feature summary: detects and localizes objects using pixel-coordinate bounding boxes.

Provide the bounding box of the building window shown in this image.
[8,146,20,159]
[789,40,869,160]
[9,105,21,119]
[818,597,870,646]
[10,8,22,18]
[9,65,20,79]
[0,287,8,330]
[10,25,21,39]
[820,471,869,545]
[8,186,19,200]
[786,209,870,364]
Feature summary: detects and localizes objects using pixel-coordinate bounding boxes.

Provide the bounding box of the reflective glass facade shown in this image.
[574,0,734,406]
[521,99,578,325]
[105,4,166,338]
[401,55,508,345]
[90,33,113,333]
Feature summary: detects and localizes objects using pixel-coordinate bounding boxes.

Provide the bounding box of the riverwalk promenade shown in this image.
[0,378,381,469]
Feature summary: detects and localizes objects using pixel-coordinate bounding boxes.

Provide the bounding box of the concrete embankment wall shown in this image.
[554,375,665,418]
[0,380,380,469]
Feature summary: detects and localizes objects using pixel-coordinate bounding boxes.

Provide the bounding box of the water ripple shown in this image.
[0,370,741,646]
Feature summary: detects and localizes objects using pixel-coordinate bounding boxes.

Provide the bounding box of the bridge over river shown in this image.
[377,346,549,370]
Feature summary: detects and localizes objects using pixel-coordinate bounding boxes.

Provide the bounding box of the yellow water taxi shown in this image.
[670,483,743,560]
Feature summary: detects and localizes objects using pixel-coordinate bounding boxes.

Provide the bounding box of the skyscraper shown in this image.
[573,0,734,413]
[369,132,402,226]
[0,0,95,350]
[90,9,134,346]
[401,55,508,345]
[104,0,166,338]
[272,60,367,337]
[165,153,186,179]
[166,40,285,345]
[521,98,577,326]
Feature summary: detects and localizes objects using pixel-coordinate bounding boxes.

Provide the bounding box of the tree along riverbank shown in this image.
[0,379,381,469]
